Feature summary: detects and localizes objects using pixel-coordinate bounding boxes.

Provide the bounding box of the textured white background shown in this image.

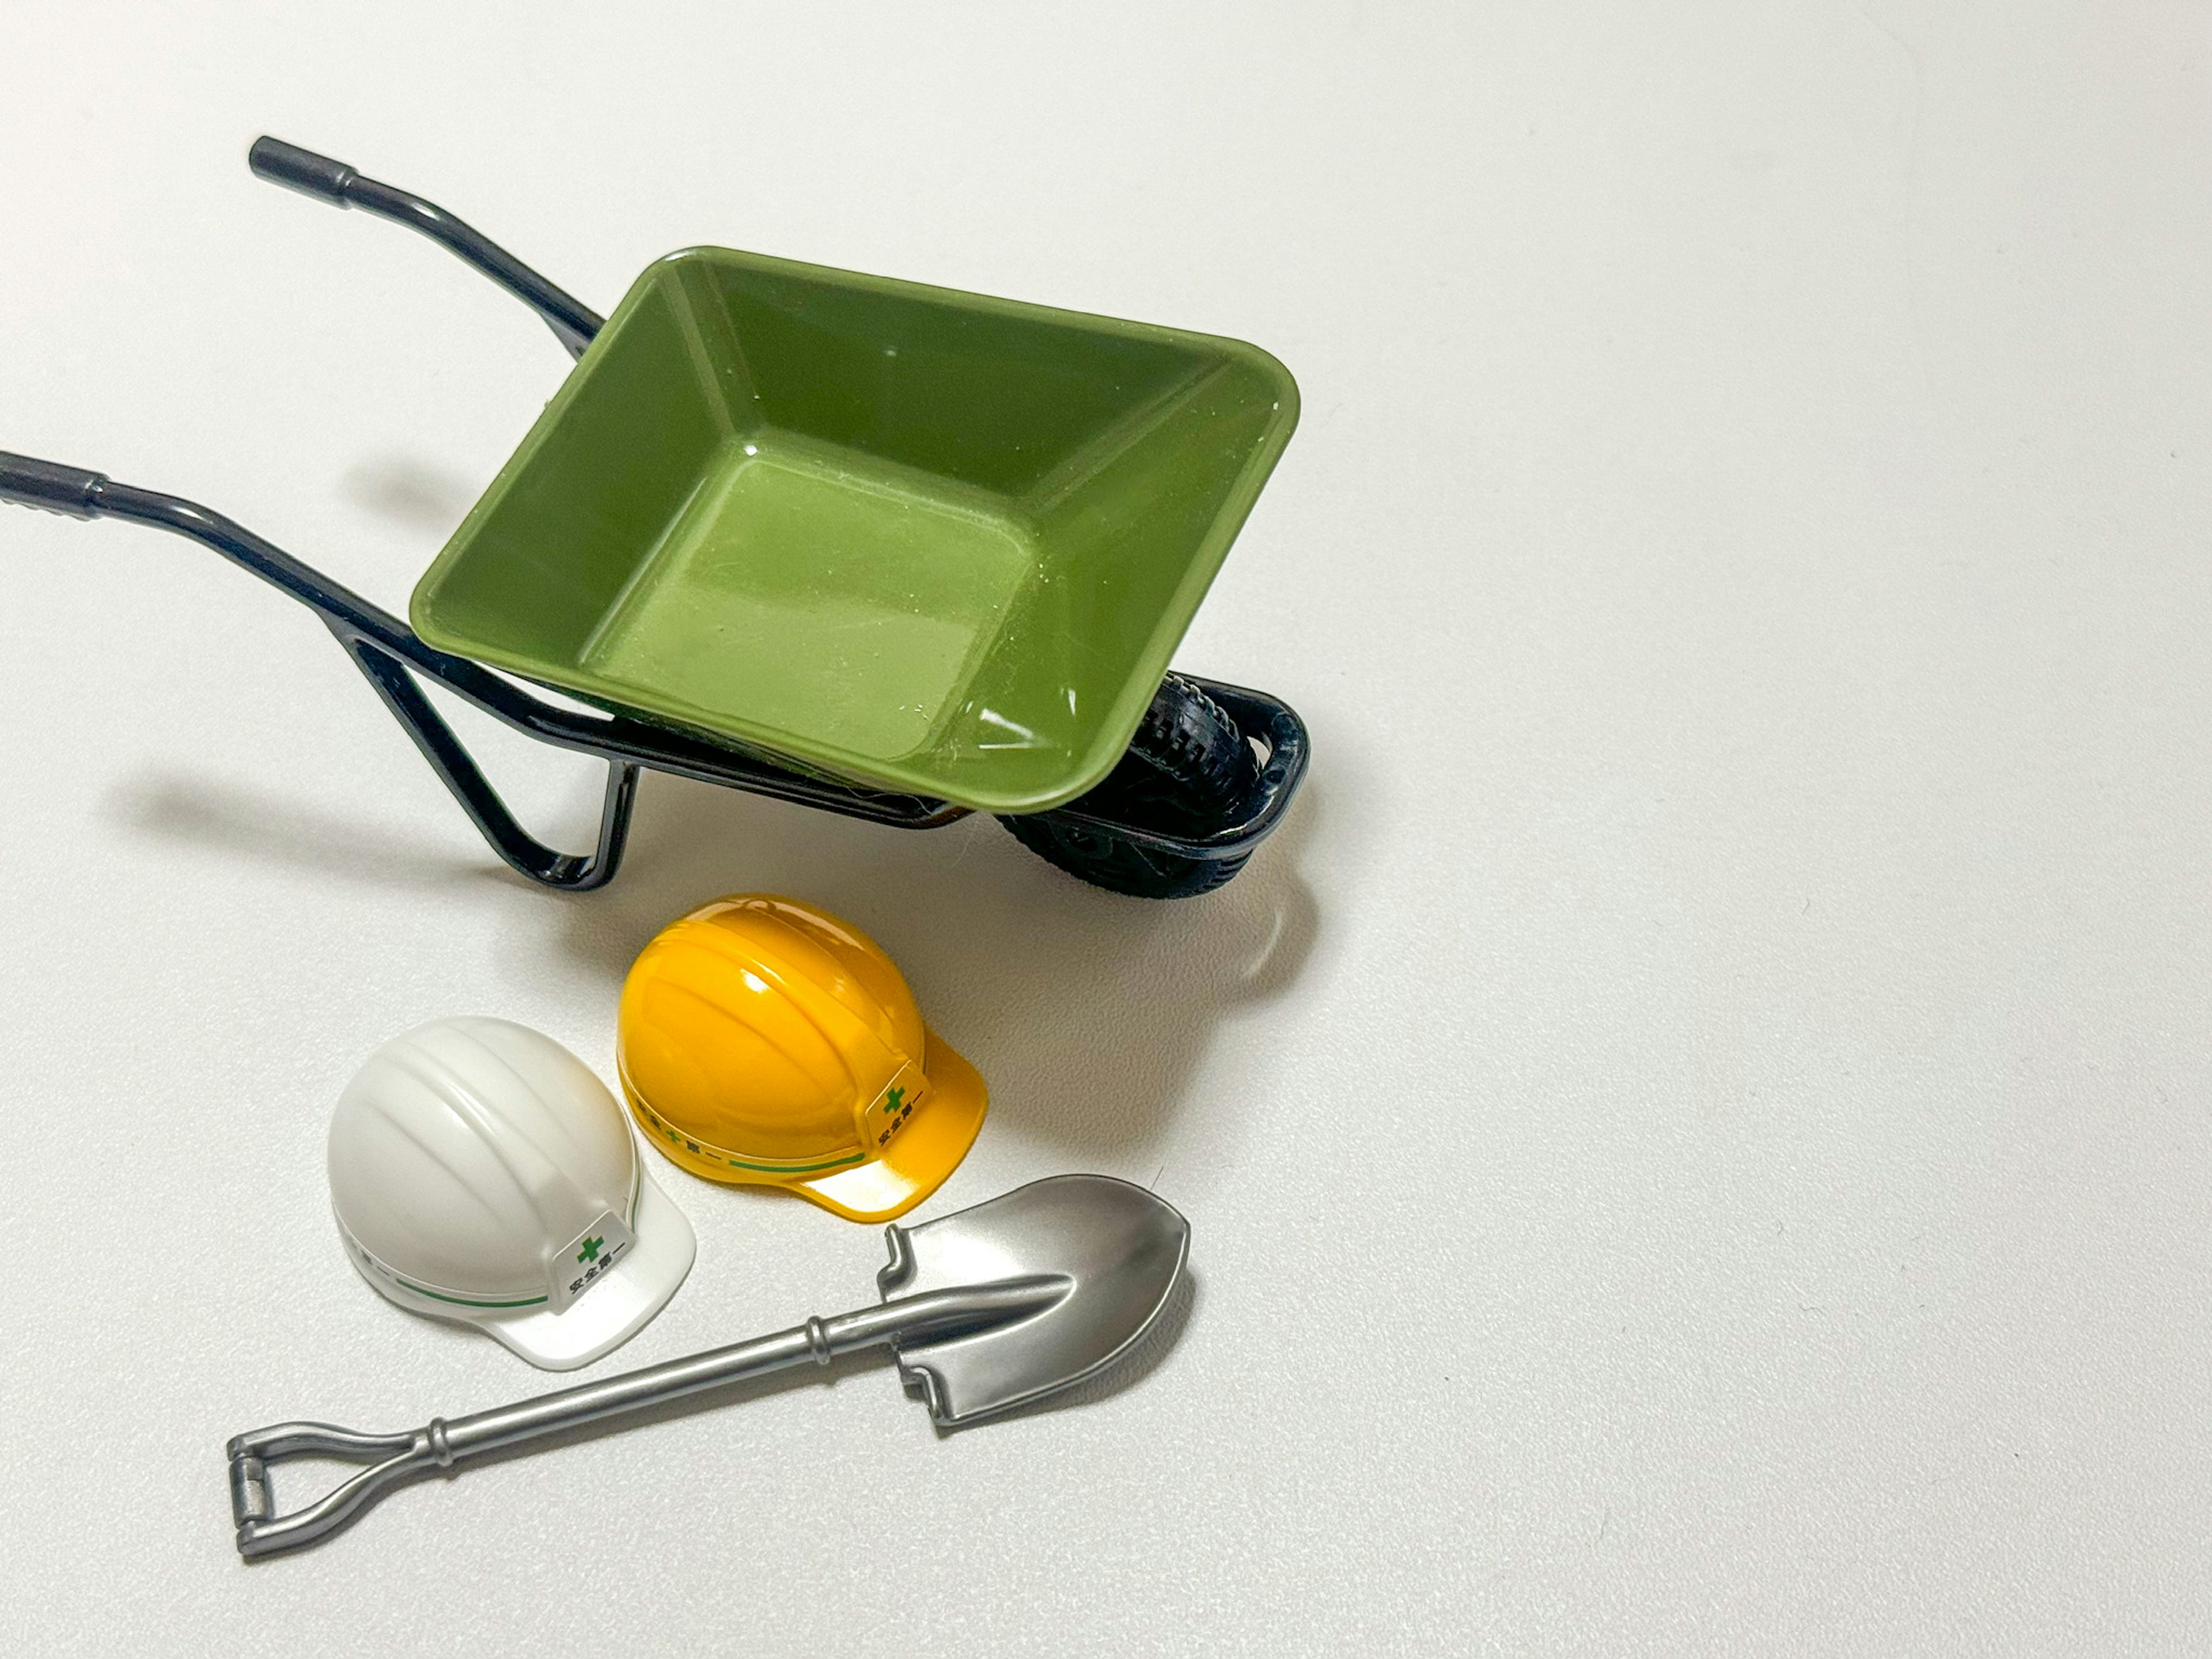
[3,3,2209,1653]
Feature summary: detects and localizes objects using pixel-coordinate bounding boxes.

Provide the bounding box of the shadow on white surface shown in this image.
[108,739,1321,1161]
[108,770,505,891]
[550,770,1323,1159]
[340,452,482,536]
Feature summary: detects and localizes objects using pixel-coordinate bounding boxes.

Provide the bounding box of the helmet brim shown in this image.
[791,1025,988,1223]
[476,1163,698,1370]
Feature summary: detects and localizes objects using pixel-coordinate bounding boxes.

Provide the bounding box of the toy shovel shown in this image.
[226,1175,1188,1558]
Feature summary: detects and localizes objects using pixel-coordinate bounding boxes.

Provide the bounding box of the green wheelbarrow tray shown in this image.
[417,245,1299,815]
[0,139,1308,901]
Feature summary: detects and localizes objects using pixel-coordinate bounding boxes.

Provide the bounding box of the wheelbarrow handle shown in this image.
[248,137,604,359]
[0,453,104,520]
[244,136,357,206]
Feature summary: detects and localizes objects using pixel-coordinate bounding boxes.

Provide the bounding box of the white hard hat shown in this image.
[328,1017,696,1370]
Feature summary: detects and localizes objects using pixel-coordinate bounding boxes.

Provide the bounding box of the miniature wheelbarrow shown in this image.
[0,139,1307,899]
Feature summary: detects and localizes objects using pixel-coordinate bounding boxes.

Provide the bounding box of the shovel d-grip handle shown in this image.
[248,136,603,358]
[227,1421,452,1559]
[225,1279,1068,1558]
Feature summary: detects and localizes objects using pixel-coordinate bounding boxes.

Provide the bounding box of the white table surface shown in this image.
[5,4,2209,1652]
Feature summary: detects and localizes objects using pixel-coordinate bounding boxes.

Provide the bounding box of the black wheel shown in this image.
[999,674,1260,899]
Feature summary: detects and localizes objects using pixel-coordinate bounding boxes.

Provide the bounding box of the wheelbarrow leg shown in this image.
[342,637,638,892]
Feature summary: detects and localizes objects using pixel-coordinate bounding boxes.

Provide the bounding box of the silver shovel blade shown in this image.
[877,1174,1189,1426]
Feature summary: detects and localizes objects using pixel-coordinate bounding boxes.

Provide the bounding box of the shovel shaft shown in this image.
[441,1281,1060,1459]
[227,1278,1067,1558]
[442,1325,821,1460]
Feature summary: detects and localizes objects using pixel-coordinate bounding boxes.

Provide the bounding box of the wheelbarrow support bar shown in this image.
[0,456,982,890]
[248,137,604,359]
[0,459,638,888]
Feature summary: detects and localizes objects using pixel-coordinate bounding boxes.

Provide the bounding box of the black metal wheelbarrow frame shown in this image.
[0,141,1307,897]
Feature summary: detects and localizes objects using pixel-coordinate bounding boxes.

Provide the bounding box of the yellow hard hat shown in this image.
[616,894,987,1222]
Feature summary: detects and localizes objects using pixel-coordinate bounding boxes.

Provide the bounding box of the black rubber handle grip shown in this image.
[0,453,106,519]
[248,136,358,207]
